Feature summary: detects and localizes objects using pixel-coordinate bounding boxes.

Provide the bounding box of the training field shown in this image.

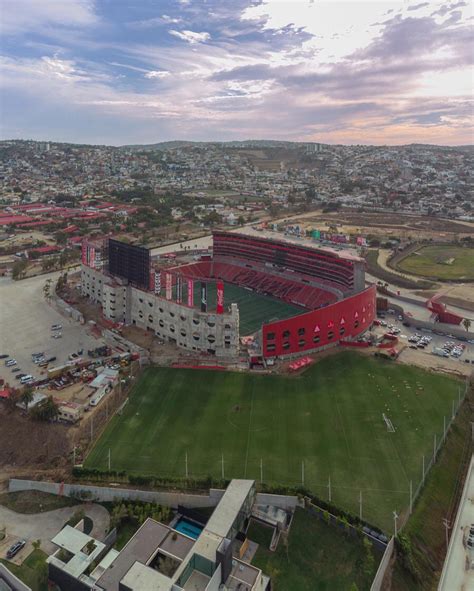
[397,245,474,281]
[86,352,462,531]
[193,282,304,335]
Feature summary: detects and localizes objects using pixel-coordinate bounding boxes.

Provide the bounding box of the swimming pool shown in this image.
[174,517,204,540]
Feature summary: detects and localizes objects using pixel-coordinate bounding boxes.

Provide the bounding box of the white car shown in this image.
[6,359,17,367]
[20,375,33,384]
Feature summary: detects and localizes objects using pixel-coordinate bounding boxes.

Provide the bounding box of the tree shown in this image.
[463,318,471,332]
[43,278,52,299]
[12,259,27,280]
[32,396,59,422]
[362,536,375,578]
[20,386,34,412]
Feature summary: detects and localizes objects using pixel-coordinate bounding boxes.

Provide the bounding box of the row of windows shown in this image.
[266,323,358,342]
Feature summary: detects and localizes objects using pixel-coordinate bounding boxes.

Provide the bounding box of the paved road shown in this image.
[0,272,103,386]
[0,502,110,556]
[438,455,474,590]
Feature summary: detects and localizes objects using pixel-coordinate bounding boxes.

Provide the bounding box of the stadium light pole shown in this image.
[328,476,332,503]
[393,511,399,538]
[108,448,111,472]
[359,491,362,521]
[442,518,451,552]
[221,454,224,480]
[301,461,305,487]
[185,453,188,479]
[260,458,263,484]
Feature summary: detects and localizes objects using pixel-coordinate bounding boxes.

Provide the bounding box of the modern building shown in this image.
[47,479,270,591]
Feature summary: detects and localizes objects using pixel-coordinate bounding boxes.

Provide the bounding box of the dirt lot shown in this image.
[0,405,71,474]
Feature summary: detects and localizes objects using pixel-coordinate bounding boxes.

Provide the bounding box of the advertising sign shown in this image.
[216,280,224,314]
[187,279,194,307]
[165,272,172,300]
[200,281,207,312]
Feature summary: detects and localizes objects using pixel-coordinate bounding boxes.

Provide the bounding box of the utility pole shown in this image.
[393,511,399,538]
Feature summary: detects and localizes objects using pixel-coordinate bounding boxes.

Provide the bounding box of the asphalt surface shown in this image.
[438,455,474,591]
[0,502,110,560]
[0,272,102,387]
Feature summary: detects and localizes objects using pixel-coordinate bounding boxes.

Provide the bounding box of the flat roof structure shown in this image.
[205,479,254,539]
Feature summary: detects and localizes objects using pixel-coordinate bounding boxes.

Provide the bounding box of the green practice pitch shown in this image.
[397,245,474,281]
[193,282,304,335]
[86,352,462,531]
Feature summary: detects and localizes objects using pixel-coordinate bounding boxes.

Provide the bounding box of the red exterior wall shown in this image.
[262,285,376,358]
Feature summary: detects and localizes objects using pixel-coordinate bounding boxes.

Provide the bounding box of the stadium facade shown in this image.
[80,231,376,359]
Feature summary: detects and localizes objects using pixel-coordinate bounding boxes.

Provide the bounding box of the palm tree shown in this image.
[463,318,471,332]
[20,386,34,412]
[32,396,59,422]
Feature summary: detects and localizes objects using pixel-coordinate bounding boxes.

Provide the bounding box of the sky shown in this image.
[0,0,473,146]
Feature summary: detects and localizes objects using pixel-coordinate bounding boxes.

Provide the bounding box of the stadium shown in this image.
[80,229,376,360]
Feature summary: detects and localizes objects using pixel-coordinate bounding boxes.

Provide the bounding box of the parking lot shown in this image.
[374,310,474,375]
[0,272,103,387]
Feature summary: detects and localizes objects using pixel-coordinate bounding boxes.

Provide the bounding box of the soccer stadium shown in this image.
[80,230,376,360]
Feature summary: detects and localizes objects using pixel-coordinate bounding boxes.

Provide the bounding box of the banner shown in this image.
[187,279,194,307]
[216,280,224,314]
[165,273,172,300]
[89,246,95,269]
[154,271,161,295]
[200,281,207,312]
[176,275,182,304]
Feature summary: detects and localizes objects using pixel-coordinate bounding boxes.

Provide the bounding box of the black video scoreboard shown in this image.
[108,239,150,289]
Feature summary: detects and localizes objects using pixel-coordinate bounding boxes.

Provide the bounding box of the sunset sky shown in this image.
[1,0,473,145]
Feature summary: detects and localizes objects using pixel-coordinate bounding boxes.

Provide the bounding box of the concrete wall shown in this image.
[370,537,394,591]
[130,286,240,358]
[9,479,300,513]
[81,265,240,358]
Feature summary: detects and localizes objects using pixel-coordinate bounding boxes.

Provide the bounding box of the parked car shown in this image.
[6,540,26,559]
[0,354,9,359]
[51,324,62,331]
[6,359,17,367]
[15,373,26,380]
[52,333,62,339]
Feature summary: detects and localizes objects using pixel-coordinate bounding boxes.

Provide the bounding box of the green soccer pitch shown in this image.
[194,282,304,335]
[85,352,463,531]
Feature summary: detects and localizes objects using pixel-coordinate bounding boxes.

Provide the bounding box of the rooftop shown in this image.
[205,479,254,539]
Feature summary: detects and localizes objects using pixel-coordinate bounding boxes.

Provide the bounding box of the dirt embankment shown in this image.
[0,405,72,485]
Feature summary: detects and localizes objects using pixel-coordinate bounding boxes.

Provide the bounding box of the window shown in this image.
[298,327,306,336]
[339,327,345,336]
[207,334,216,343]
[298,339,306,347]
[180,329,187,337]
[207,321,216,328]
[225,324,231,330]
[282,342,290,350]
[159,319,164,328]
[148,302,153,307]
[354,320,360,329]
[170,325,175,333]
[266,332,276,341]
[193,333,200,341]
[267,344,276,352]
[139,297,143,304]
[159,307,164,314]
[193,318,200,325]
[180,315,187,322]
[313,335,320,344]
[170,311,175,318]
[282,329,290,338]
[148,315,153,323]
[327,331,334,340]
[138,310,143,318]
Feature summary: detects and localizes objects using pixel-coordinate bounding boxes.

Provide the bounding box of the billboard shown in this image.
[154,271,161,295]
[216,280,224,314]
[200,282,207,312]
[176,276,182,304]
[187,279,194,307]
[108,239,150,289]
[165,272,172,300]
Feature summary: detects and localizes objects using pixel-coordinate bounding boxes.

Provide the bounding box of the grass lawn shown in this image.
[251,507,381,591]
[0,491,77,514]
[0,550,48,591]
[246,519,274,549]
[397,245,474,281]
[85,352,462,532]
[193,282,304,335]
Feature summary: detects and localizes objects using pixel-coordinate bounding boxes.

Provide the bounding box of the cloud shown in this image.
[1,0,97,35]
[129,15,183,29]
[169,29,211,44]
[407,2,430,11]
[144,70,170,79]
